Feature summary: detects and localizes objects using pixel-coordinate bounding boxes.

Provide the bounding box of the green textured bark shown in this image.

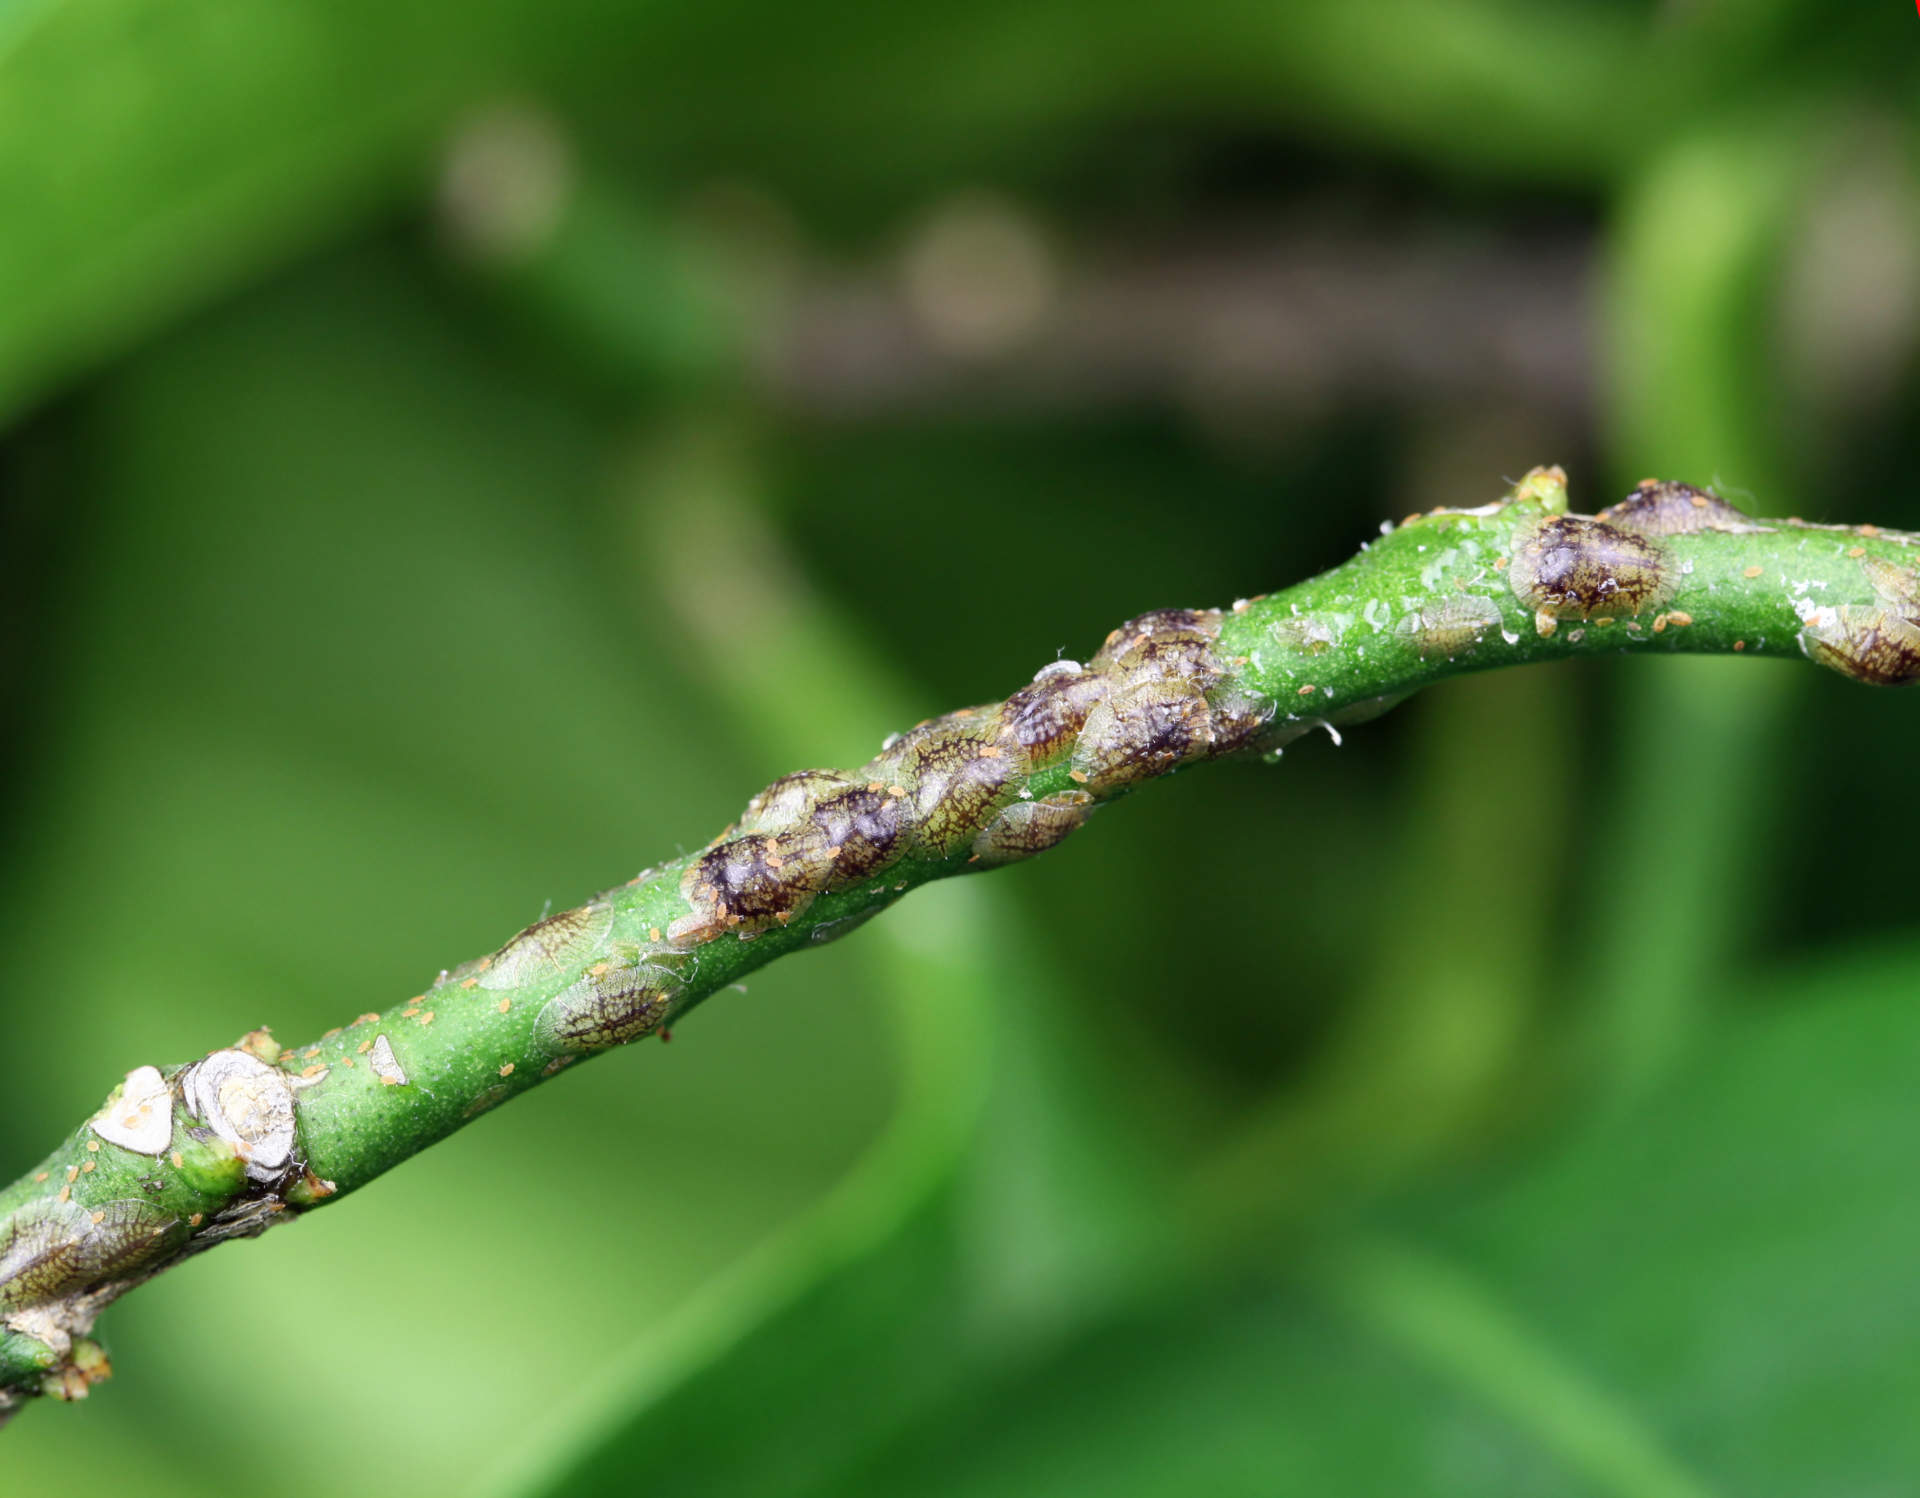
[2,465,1915,1418]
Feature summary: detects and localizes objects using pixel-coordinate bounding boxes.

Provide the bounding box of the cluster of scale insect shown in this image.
[504,480,1920,1062]
[1498,478,1920,686]
[0,1197,176,1326]
[489,610,1275,1058]
[658,608,1274,955]
[1507,514,1675,622]
[466,903,683,1058]
[1799,552,1920,687]
[1595,480,1767,538]
[1502,479,1768,626]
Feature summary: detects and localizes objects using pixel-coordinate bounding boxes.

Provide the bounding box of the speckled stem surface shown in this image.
[3,466,1915,1417]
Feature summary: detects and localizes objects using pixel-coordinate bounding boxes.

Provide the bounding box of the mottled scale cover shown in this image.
[1800,555,1920,685]
[1599,480,1764,536]
[1093,618,1226,705]
[535,964,679,1052]
[1508,515,1673,620]
[1072,678,1215,792]
[738,770,856,836]
[673,832,823,944]
[481,903,616,990]
[0,1200,97,1311]
[1090,608,1223,672]
[1409,594,1504,658]
[1201,686,1275,756]
[0,1198,173,1311]
[1002,668,1109,766]
[879,721,1023,857]
[972,790,1096,865]
[804,783,905,882]
[1801,606,1920,687]
[1863,555,1920,611]
[1268,616,1340,655]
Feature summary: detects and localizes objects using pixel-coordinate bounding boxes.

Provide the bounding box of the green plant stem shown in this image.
[3,465,1916,1418]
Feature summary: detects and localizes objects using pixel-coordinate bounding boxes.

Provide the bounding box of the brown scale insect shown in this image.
[860,704,997,777]
[1267,616,1341,655]
[671,832,824,946]
[1100,628,1222,683]
[0,1198,174,1314]
[1405,594,1505,658]
[1799,551,1920,687]
[1002,666,1110,767]
[656,599,1264,950]
[1862,555,1920,611]
[1088,608,1223,671]
[1598,480,1765,536]
[1508,515,1674,620]
[731,769,856,888]
[535,959,681,1052]
[1089,613,1228,704]
[0,1202,95,1311]
[1199,682,1274,758]
[1068,610,1233,791]
[801,782,905,883]
[737,769,855,837]
[1072,677,1215,793]
[479,903,616,991]
[1801,606,1920,687]
[972,790,1097,865]
[867,717,1024,858]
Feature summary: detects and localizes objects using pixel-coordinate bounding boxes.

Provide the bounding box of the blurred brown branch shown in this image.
[764,217,1595,427]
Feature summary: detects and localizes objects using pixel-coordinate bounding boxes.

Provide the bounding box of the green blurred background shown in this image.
[5,1,1920,1492]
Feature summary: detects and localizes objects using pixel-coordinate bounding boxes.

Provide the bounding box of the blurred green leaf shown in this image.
[533,935,1920,1497]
